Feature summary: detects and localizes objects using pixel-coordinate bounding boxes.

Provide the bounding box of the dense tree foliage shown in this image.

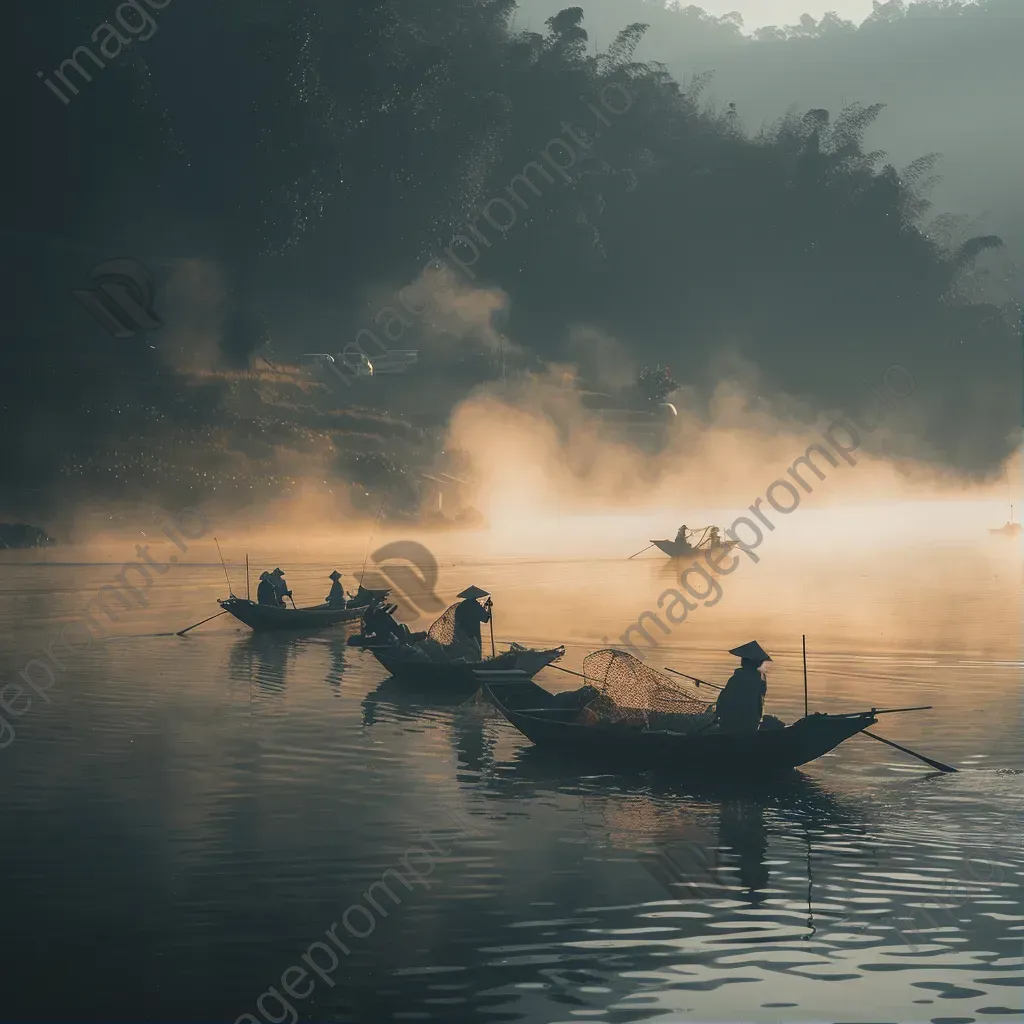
[5,0,1018,520]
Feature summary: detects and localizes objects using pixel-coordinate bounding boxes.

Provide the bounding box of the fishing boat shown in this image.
[368,643,566,694]
[218,596,367,633]
[649,526,738,560]
[651,537,738,558]
[989,503,1021,536]
[480,669,878,774]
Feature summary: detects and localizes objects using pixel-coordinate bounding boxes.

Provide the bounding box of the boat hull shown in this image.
[368,646,565,694]
[483,674,875,774]
[651,538,739,559]
[218,598,365,632]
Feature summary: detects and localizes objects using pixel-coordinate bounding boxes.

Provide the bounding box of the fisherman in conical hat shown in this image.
[256,571,278,607]
[326,570,346,608]
[714,641,771,733]
[452,584,492,661]
[270,567,292,607]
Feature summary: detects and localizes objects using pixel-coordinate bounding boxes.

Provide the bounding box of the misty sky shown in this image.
[658,1,874,28]
[516,1,878,31]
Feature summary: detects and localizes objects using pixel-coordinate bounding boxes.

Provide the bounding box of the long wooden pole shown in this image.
[177,610,227,636]
[862,730,957,773]
[246,553,250,601]
[214,537,234,596]
[802,634,809,717]
[627,543,654,560]
[488,599,496,659]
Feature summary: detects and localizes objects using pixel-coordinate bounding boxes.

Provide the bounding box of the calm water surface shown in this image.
[1,533,1021,1022]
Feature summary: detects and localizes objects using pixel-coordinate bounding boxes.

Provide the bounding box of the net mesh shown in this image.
[581,649,715,732]
[408,600,483,663]
[426,602,460,648]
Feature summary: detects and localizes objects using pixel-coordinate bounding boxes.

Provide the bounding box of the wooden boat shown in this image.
[989,506,1020,537]
[367,644,565,694]
[652,537,738,559]
[218,596,366,633]
[990,521,1022,536]
[347,631,427,648]
[479,670,878,774]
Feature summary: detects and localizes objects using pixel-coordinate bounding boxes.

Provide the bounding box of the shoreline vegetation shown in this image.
[10,2,1020,530]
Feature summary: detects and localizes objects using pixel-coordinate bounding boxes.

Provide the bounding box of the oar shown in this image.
[663,666,723,691]
[833,706,933,717]
[627,544,654,560]
[861,729,957,773]
[177,610,228,636]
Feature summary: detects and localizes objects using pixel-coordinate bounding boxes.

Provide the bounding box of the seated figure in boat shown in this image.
[326,570,346,608]
[453,585,492,661]
[675,524,689,547]
[714,641,770,733]
[256,571,278,607]
[364,602,407,644]
[271,567,292,607]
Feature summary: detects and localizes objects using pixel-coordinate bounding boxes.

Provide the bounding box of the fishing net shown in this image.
[426,602,459,648]
[581,649,716,733]
[404,600,481,663]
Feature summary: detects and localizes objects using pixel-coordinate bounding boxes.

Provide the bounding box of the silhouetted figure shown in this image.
[256,571,278,607]
[326,570,346,608]
[453,585,492,661]
[271,567,291,607]
[715,641,770,733]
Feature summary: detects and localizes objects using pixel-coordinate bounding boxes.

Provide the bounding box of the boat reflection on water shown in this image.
[360,679,496,772]
[227,633,302,696]
[227,633,351,699]
[476,743,864,918]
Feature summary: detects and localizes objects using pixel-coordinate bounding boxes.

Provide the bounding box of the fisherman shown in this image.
[326,570,346,608]
[270,567,292,607]
[452,585,492,661]
[675,524,689,546]
[256,571,278,607]
[714,641,770,733]
[364,602,407,645]
[708,526,721,547]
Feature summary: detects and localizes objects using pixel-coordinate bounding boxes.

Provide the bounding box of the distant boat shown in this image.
[650,527,738,560]
[990,503,1021,536]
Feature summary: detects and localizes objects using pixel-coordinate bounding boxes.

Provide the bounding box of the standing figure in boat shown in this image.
[715,641,770,733]
[326,570,346,608]
[256,571,278,607]
[675,525,689,547]
[271,567,292,607]
[708,526,721,547]
[453,585,492,661]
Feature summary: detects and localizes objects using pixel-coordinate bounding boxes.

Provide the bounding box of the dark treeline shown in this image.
[6,0,1019,521]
